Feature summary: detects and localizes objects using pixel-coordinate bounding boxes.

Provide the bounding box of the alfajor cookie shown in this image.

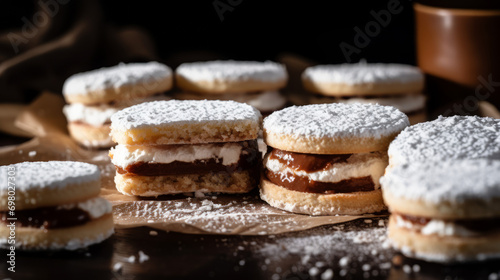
[62,62,173,148]
[303,62,426,124]
[109,100,262,196]
[388,115,500,169]
[260,103,409,215]
[175,60,288,115]
[0,161,114,250]
[381,159,500,263]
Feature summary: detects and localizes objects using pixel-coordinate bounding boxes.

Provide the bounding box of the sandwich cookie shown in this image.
[381,159,500,262]
[109,100,262,196]
[62,62,173,148]
[388,115,500,169]
[261,103,409,215]
[303,63,426,124]
[175,60,288,115]
[0,161,113,250]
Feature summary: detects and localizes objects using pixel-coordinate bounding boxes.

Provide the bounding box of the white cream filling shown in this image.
[110,142,244,169]
[395,214,480,237]
[63,103,118,126]
[264,151,387,189]
[310,93,426,114]
[63,95,170,126]
[57,197,112,219]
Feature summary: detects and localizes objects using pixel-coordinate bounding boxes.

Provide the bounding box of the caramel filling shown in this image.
[1,207,91,229]
[265,148,376,194]
[116,140,261,176]
[268,149,351,172]
[265,169,374,194]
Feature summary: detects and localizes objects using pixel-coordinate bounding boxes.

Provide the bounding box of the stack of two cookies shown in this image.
[62,62,173,148]
[174,60,288,116]
[302,63,426,124]
[109,100,262,196]
[381,116,500,262]
[260,103,410,215]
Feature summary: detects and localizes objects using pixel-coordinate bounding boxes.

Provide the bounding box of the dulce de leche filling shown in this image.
[116,140,260,176]
[265,148,375,194]
[0,207,91,229]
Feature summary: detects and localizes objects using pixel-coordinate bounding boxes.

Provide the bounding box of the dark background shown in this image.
[0,0,416,69]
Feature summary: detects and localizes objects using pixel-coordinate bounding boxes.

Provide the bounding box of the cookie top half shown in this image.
[388,116,500,166]
[175,60,287,94]
[263,103,409,154]
[381,159,500,219]
[0,161,101,210]
[63,62,173,104]
[110,100,262,145]
[302,63,424,96]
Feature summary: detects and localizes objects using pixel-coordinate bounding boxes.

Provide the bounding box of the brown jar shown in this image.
[415,2,500,116]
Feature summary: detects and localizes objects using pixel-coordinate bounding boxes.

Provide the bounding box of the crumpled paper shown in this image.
[0,92,385,235]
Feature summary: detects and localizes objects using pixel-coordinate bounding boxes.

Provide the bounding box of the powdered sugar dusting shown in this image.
[63,62,172,96]
[388,116,500,166]
[0,161,100,192]
[381,159,500,204]
[176,60,287,83]
[303,63,423,85]
[112,195,378,235]
[264,103,409,139]
[110,100,261,130]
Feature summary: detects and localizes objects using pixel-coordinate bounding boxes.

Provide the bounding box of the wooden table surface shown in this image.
[1,134,500,280]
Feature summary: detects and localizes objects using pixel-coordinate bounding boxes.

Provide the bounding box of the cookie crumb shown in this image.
[321,268,334,280]
[126,255,136,263]
[138,251,149,263]
[403,264,412,274]
[308,267,320,277]
[113,262,123,272]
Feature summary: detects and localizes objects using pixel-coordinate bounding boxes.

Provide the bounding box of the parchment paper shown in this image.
[0,92,384,235]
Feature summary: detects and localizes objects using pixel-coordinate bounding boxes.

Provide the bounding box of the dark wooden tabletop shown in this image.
[1,134,500,280]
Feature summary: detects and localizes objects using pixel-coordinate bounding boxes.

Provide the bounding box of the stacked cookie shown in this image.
[174,60,288,116]
[381,115,500,262]
[260,103,409,215]
[0,161,113,250]
[109,100,262,196]
[381,160,500,262]
[63,62,173,148]
[302,63,426,124]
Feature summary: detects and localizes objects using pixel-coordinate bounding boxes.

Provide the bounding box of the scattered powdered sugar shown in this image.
[263,103,409,139]
[254,219,396,278]
[63,62,172,96]
[176,60,287,83]
[110,100,261,130]
[0,161,100,192]
[381,159,500,204]
[302,62,423,85]
[388,115,500,166]
[113,195,320,234]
